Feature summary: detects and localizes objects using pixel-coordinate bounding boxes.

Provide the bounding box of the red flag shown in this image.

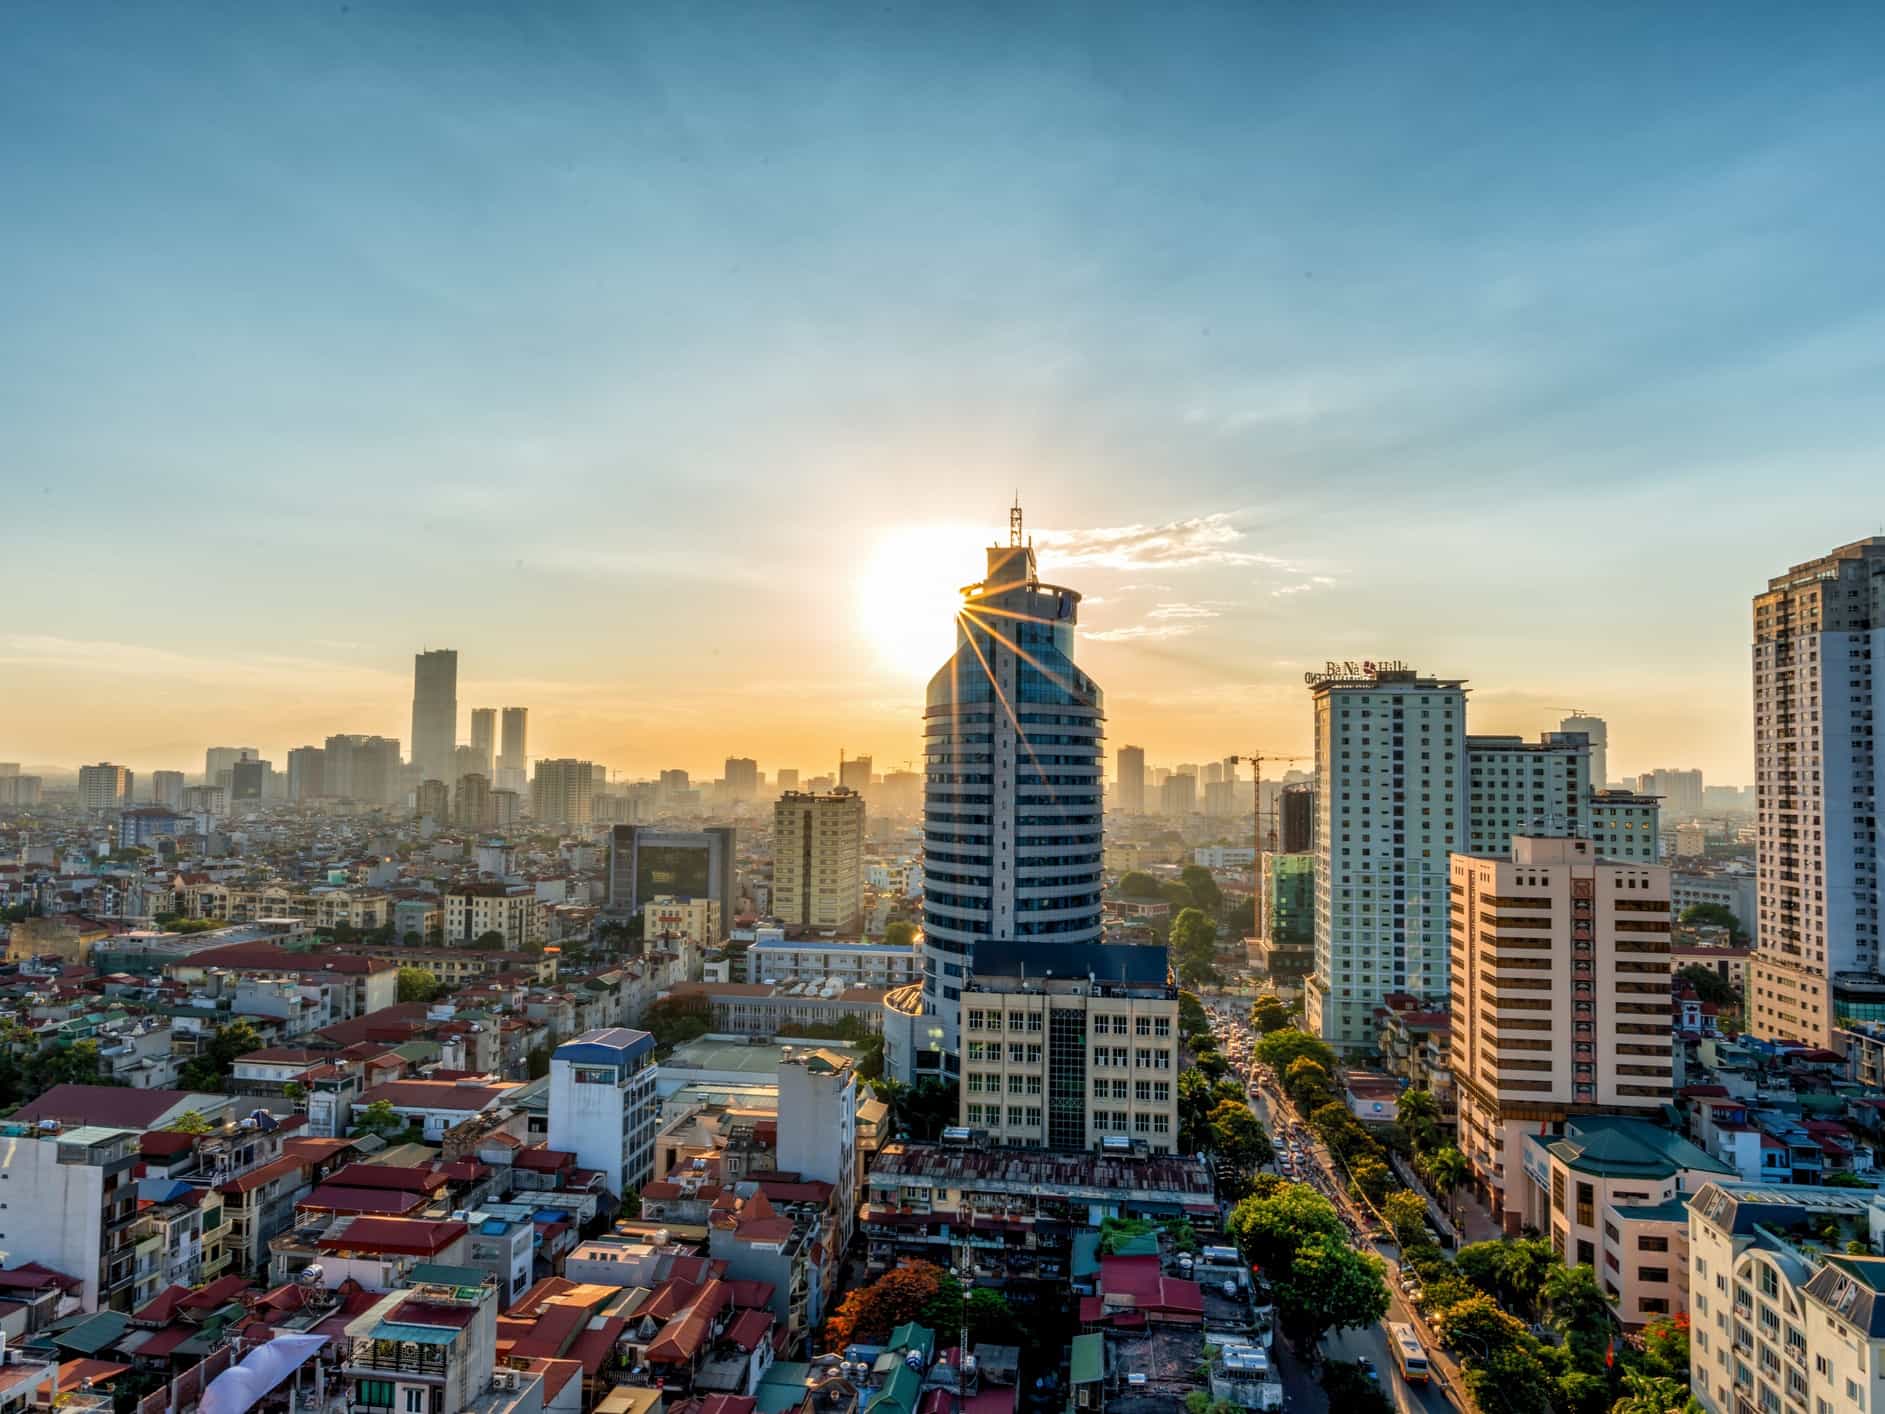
[1604,1336,1616,1368]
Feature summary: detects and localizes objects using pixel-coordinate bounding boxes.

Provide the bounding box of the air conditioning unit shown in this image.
[491,1371,519,1392]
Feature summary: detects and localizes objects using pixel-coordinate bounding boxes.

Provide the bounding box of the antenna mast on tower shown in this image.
[1010,494,1023,548]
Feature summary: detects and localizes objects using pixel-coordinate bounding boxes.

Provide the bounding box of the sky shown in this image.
[5,2,1885,785]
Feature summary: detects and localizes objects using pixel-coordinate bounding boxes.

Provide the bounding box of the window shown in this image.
[357,1381,394,1409]
[1575,1181,1594,1227]
[1638,1235,1669,1253]
[574,1066,616,1085]
[1154,1018,1170,1037]
[1136,1016,1151,1036]
[405,1391,427,1414]
[1640,1267,1669,1285]
[967,1010,984,1031]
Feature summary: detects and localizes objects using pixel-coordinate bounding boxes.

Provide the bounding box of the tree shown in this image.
[396,967,444,1004]
[883,920,918,949]
[1118,871,1164,900]
[1250,994,1290,1034]
[1347,1155,1391,1207]
[1227,1182,1347,1279]
[852,1032,886,1084]
[1272,1233,1390,1354]
[1609,1370,1703,1414]
[282,1082,305,1109]
[1382,1191,1432,1252]
[170,1110,215,1136]
[1820,1169,1873,1189]
[1180,865,1224,917]
[1435,1293,1529,1360]
[179,1020,264,1092]
[823,1260,946,1349]
[888,1078,959,1141]
[1544,1262,1613,1365]
[1284,1056,1335,1111]
[1177,990,1210,1042]
[1396,1088,1441,1152]
[1424,1146,1468,1231]
[1460,1343,1554,1414]
[358,1098,402,1134]
[468,930,507,950]
[1675,964,1738,1008]
[1225,897,1255,934]
[1170,908,1220,988]
[1678,903,1746,940]
[1208,1100,1273,1174]
[1255,1028,1338,1076]
[1319,1360,1393,1414]
[641,996,712,1054]
[1195,1050,1231,1081]
[1455,1237,1557,1319]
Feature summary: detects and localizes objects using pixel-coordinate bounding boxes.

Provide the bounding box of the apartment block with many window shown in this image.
[771,788,866,931]
[1450,836,1674,1232]
[956,940,1176,1154]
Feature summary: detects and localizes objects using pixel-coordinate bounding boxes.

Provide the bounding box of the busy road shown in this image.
[1203,999,1464,1414]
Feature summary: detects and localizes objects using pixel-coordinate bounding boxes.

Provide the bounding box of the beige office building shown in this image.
[1450,836,1674,1233]
[957,940,1179,1155]
[78,763,133,810]
[771,788,866,931]
[445,883,545,948]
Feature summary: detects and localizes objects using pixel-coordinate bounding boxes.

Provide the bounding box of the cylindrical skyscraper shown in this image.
[921,507,1105,1065]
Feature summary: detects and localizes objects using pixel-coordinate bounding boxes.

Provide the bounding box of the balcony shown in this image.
[347,1338,449,1381]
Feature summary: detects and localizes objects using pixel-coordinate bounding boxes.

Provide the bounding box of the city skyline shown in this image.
[10,7,1885,782]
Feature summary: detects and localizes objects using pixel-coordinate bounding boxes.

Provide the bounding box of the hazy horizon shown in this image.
[9,5,1885,784]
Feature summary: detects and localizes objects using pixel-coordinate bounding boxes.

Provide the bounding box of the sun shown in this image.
[857,525,978,680]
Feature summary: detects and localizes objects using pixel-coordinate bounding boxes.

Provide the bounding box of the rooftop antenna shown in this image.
[1009,495,1023,548]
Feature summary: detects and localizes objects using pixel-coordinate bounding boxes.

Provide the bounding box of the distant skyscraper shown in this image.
[1464,732,1591,857]
[286,747,324,802]
[230,758,272,801]
[415,779,450,821]
[469,707,497,775]
[1306,663,1467,1050]
[410,649,458,783]
[839,755,873,794]
[921,509,1103,1059]
[1639,768,1704,820]
[773,788,866,930]
[1116,745,1145,814]
[497,707,528,792]
[322,734,402,804]
[1558,711,1608,789]
[776,768,800,792]
[723,757,759,798]
[78,763,133,811]
[454,773,493,830]
[1159,772,1196,816]
[531,758,594,826]
[204,746,257,789]
[151,770,185,811]
[1747,537,1885,1048]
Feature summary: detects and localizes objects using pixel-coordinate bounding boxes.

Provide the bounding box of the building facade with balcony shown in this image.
[547,1028,659,1198]
[0,1123,141,1311]
[342,1270,499,1414]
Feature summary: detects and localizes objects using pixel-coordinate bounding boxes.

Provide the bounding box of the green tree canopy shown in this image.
[1460,1342,1554,1414]
[883,919,918,948]
[1170,907,1220,988]
[1208,1099,1274,1173]
[1255,1028,1338,1075]
[1283,1056,1336,1111]
[1227,1181,1347,1279]
[1675,963,1738,1008]
[1381,1190,1432,1252]
[1347,1155,1391,1207]
[1117,871,1165,900]
[1544,1262,1613,1365]
[1396,1088,1441,1151]
[179,1020,264,1092]
[1272,1232,1390,1351]
[1180,865,1224,916]
[396,967,443,1004]
[1678,902,1746,940]
[468,929,507,950]
[1250,993,1290,1033]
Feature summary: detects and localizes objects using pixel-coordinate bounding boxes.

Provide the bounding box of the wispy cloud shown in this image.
[1270,576,1337,598]
[1146,601,1231,620]
[1036,514,1279,571]
[1083,623,1199,642]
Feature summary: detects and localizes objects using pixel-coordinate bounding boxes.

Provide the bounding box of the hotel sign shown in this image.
[1303,660,1411,688]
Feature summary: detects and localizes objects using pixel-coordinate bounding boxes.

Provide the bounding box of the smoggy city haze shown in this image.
[8,3,1885,783]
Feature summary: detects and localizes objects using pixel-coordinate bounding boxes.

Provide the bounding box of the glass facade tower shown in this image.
[920,511,1105,1065]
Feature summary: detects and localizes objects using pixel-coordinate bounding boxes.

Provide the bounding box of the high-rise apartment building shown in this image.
[776,768,800,792]
[723,757,759,798]
[1449,836,1673,1232]
[204,747,257,788]
[1159,772,1196,816]
[0,775,43,807]
[958,940,1177,1154]
[839,755,873,794]
[1115,745,1146,815]
[1558,712,1608,789]
[1748,537,1885,1047]
[605,824,738,926]
[772,788,866,931]
[416,778,450,820]
[230,758,272,801]
[1639,768,1704,820]
[78,763,133,810]
[1465,732,1592,857]
[151,770,185,811]
[1304,662,1467,1050]
[469,707,497,775]
[1279,782,1315,853]
[497,707,528,792]
[285,746,324,801]
[921,512,1104,1059]
[322,734,402,805]
[531,758,595,826]
[454,773,492,830]
[1587,790,1661,862]
[410,649,459,783]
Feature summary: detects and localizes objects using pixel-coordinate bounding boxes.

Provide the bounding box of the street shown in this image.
[1205,1001,1468,1414]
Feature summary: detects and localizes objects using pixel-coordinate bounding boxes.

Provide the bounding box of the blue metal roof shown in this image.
[369,1322,457,1346]
[552,1027,654,1066]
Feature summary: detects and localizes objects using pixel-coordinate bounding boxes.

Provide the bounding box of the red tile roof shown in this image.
[316,1217,468,1257]
[359,1080,516,1112]
[324,1163,449,1194]
[299,1185,427,1216]
[14,1085,206,1129]
[219,1155,312,1197]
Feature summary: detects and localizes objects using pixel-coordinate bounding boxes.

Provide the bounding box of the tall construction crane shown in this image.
[1227,751,1311,939]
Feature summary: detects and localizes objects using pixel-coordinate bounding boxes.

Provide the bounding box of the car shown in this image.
[1357,1357,1378,1382]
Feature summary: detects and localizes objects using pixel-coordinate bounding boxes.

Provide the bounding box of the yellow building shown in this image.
[771,788,865,931]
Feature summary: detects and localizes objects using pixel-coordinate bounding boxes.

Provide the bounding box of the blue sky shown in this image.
[4,2,1883,781]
